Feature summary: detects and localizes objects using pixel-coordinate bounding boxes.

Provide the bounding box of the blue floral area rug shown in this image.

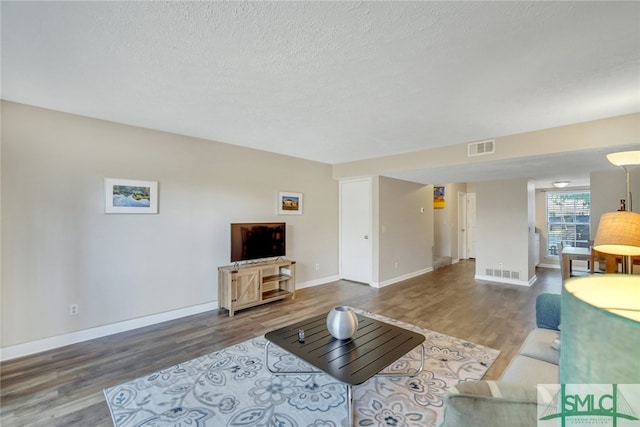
[104,310,499,427]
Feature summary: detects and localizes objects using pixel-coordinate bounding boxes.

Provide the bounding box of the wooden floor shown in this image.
[0,260,561,427]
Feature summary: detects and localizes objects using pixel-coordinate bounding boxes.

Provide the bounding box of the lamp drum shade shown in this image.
[560,275,640,384]
[606,150,640,167]
[593,211,640,256]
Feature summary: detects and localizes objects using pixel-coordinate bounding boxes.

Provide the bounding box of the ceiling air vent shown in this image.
[468,139,495,157]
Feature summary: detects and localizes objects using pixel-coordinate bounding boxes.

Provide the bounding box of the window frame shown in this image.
[546,190,591,257]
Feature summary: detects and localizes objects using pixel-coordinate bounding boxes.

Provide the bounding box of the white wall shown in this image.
[433,184,450,258]
[535,189,555,267]
[377,177,433,285]
[333,114,640,180]
[1,101,339,350]
[475,178,533,285]
[433,182,467,262]
[527,180,537,275]
[591,169,640,226]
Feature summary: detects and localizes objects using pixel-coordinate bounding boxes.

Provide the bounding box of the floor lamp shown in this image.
[607,150,640,212]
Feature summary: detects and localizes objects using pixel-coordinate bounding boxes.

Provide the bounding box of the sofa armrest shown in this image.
[439,381,539,427]
[535,293,561,330]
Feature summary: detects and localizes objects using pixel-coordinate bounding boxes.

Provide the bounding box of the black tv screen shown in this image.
[230,222,286,262]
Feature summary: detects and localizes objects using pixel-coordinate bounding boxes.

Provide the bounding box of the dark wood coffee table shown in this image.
[264,312,425,425]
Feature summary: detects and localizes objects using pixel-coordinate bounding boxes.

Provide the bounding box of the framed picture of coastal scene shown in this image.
[105,178,158,214]
[278,191,303,215]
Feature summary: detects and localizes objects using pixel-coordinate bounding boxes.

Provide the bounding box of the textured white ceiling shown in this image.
[2,1,639,184]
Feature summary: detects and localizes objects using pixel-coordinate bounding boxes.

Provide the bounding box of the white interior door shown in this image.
[467,193,477,259]
[340,178,372,284]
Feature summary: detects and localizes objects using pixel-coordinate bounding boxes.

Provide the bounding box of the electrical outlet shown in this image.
[498,262,503,269]
[394,262,398,269]
[315,263,320,271]
[69,304,79,316]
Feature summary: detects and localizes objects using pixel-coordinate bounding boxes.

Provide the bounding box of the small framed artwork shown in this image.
[434,186,445,209]
[105,178,158,214]
[278,191,303,215]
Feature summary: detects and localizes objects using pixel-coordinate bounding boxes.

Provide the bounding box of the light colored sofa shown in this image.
[439,293,561,427]
[498,293,560,385]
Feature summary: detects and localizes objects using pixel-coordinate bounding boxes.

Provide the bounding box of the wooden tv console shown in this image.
[218,259,296,317]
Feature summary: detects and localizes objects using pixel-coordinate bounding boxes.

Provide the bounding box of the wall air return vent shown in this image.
[468,139,495,157]
[485,268,520,280]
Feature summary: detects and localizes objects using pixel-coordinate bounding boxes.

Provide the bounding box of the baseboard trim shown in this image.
[1,276,344,361]
[371,268,433,288]
[538,263,559,269]
[0,301,219,362]
[297,275,341,289]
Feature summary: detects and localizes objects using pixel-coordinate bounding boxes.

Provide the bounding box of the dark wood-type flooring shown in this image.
[0,260,561,426]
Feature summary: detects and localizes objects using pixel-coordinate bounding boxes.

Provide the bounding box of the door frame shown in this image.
[466,192,477,259]
[457,191,477,260]
[339,177,373,285]
[458,192,468,260]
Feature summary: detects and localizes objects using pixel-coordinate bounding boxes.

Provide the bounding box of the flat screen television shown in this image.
[230,222,286,262]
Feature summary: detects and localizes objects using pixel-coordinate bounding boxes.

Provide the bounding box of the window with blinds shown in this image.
[546,191,591,256]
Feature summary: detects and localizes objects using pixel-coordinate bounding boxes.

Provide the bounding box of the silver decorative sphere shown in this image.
[326,306,358,340]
